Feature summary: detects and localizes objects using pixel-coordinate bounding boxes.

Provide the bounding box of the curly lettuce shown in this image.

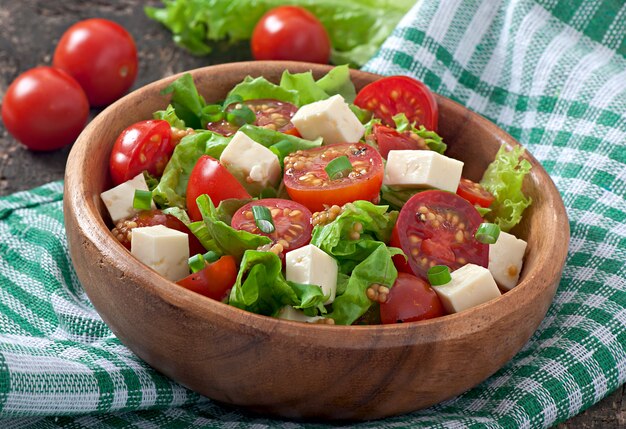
[145,0,415,67]
[479,145,532,232]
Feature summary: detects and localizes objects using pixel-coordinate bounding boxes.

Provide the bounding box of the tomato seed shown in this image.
[270,208,280,217]
[245,211,254,220]
[289,210,302,218]
[455,230,464,243]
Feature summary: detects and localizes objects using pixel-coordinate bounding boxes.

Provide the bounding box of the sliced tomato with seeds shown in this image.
[231,199,312,254]
[111,209,206,256]
[390,190,488,280]
[380,273,445,324]
[206,99,297,136]
[371,123,429,159]
[354,76,438,131]
[456,178,495,208]
[177,255,238,301]
[283,143,384,212]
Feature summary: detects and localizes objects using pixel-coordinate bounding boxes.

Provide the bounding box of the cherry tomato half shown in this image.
[1,67,89,151]
[354,76,438,131]
[111,209,206,256]
[109,120,174,186]
[456,178,495,208]
[390,190,488,280]
[231,199,313,255]
[177,255,238,301]
[371,123,430,159]
[206,99,297,136]
[53,18,138,106]
[380,273,445,324]
[251,6,331,64]
[186,155,251,222]
[283,143,384,212]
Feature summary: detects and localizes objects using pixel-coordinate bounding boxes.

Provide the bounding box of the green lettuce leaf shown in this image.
[195,194,270,261]
[145,0,414,67]
[228,250,327,316]
[279,71,330,106]
[316,65,356,103]
[227,76,299,105]
[380,185,423,211]
[480,145,532,232]
[152,131,231,208]
[153,104,186,129]
[161,73,207,129]
[328,243,399,325]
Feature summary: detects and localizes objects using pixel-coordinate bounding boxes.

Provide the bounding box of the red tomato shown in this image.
[53,18,138,106]
[371,123,430,159]
[457,178,495,208]
[283,143,384,212]
[1,67,89,151]
[380,273,445,324]
[390,190,488,280]
[111,209,206,256]
[251,6,331,64]
[186,155,251,222]
[206,99,297,136]
[231,199,312,254]
[177,255,238,301]
[354,76,438,131]
[109,120,174,186]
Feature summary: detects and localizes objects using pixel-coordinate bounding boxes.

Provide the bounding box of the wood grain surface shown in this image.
[0,1,623,427]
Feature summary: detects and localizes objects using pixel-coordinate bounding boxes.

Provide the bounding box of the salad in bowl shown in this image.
[99,65,532,326]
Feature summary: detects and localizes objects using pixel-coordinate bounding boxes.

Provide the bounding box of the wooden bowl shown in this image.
[64,61,569,421]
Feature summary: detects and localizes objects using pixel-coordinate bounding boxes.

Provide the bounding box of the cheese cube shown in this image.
[219,131,281,195]
[286,244,338,304]
[131,225,189,281]
[433,264,501,313]
[276,306,326,324]
[100,173,155,223]
[291,94,365,145]
[488,231,527,290]
[383,150,464,193]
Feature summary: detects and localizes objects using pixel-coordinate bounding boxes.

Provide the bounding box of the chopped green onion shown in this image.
[428,265,451,286]
[133,189,153,211]
[201,104,224,123]
[324,156,353,180]
[252,205,275,233]
[271,139,298,158]
[202,251,220,264]
[475,223,501,244]
[188,253,206,273]
[222,93,243,109]
[227,106,256,126]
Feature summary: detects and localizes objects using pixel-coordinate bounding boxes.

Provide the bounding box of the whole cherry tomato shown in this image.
[177,255,238,301]
[186,156,251,222]
[109,120,174,186]
[251,6,331,64]
[53,18,138,106]
[380,273,445,324]
[1,67,89,151]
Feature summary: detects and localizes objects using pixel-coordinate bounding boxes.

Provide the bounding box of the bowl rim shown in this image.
[65,61,570,349]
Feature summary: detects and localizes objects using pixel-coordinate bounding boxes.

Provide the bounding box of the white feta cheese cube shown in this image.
[131,225,189,282]
[488,231,527,290]
[100,173,155,223]
[291,94,365,145]
[276,306,326,324]
[432,263,501,313]
[219,131,281,195]
[286,244,338,304]
[383,150,464,193]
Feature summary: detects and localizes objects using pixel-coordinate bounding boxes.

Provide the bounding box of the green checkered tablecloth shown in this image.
[1,0,625,427]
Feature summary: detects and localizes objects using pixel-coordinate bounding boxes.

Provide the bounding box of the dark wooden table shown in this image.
[0,1,623,427]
